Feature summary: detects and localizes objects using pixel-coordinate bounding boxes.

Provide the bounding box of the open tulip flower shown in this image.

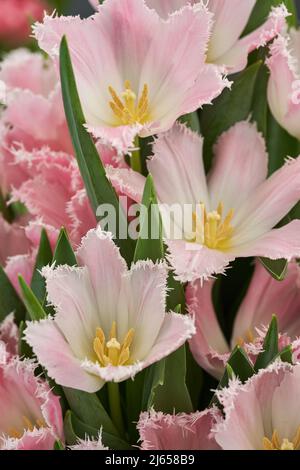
[24,228,195,393]
[33,0,229,154]
[213,362,300,450]
[108,121,300,282]
[187,260,300,379]
[0,346,63,450]
[267,29,300,140]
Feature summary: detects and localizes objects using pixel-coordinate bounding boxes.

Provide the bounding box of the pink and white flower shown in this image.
[24,228,195,393]
[267,29,300,140]
[138,409,221,450]
[34,0,229,154]
[214,362,300,450]
[0,352,63,450]
[108,121,300,283]
[146,1,288,73]
[187,261,300,379]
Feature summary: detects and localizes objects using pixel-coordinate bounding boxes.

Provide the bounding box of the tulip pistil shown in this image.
[189,202,234,250]
[108,80,150,126]
[93,321,135,367]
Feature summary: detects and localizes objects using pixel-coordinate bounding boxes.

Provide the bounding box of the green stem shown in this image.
[130,136,142,173]
[108,382,125,437]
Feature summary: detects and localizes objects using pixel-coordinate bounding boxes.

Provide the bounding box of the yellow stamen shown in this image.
[108,80,151,126]
[93,322,135,367]
[263,428,300,450]
[8,416,46,439]
[189,202,234,250]
[236,328,255,347]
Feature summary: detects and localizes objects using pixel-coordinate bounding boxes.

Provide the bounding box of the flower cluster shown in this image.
[0,0,300,452]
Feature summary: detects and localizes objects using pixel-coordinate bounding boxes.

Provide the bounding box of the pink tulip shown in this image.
[0,351,63,450]
[0,0,46,46]
[145,1,288,73]
[108,121,300,283]
[138,409,221,450]
[267,30,300,140]
[33,0,229,154]
[10,147,96,247]
[188,261,300,379]
[214,362,300,450]
[0,49,72,194]
[24,228,195,393]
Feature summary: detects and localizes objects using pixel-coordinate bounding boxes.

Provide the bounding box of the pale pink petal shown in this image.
[142,312,195,371]
[105,166,146,204]
[81,360,143,384]
[271,364,300,440]
[232,261,300,346]
[66,189,97,247]
[166,239,235,283]
[207,0,256,62]
[187,280,229,379]
[24,318,103,393]
[96,141,127,168]
[76,229,128,337]
[138,408,221,450]
[231,221,300,261]
[233,158,300,244]
[42,265,99,360]
[0,215,31,266]
[208,121,268,214]
[5,254,35,297]
[267,32,300,140]
[213,5,288,73]
[119,261,169,361]
[148,122,209,207]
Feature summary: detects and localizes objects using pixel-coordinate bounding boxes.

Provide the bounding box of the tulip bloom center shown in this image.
[108,80,150,126]
[93,321,135,367]
[189,202,234,250]
[236,328,255,347]
[263,429,300,450]
[8,416,46,439]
